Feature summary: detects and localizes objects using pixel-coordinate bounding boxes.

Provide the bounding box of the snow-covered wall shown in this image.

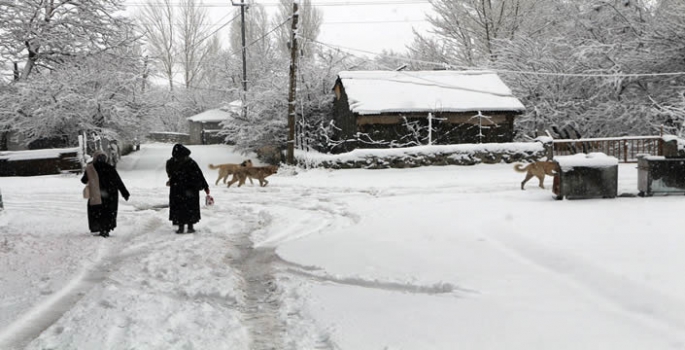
[0,148,82,176]
[296,141,550,169]
[147,132,190,144]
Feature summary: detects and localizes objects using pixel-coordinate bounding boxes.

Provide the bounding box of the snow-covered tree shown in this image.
[136,0,220,91]
[0,0,137,80]
[273,0,323,59]
[220,88,288,153]
[229,3,281,82]
[136,0,176,90]
[639,0,685,137]
[0,50,150,146]
[217,42,362,155]
[177,0,220,88]
[406,32,453,71]
[424,0,551,66]
[472,0,682,139]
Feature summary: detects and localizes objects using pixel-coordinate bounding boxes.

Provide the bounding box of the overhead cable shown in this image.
[303,36,685,78]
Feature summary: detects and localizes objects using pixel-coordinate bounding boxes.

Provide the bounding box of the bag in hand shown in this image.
[205,194,214,206]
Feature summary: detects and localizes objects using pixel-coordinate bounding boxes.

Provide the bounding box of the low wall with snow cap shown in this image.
[297,141,550,169]
[147,132,190,144]
[0,147,82,176]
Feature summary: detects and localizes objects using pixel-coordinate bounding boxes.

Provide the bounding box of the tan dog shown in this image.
[209,159,253,185]
[227,165,279,188]
[514,161,558,190]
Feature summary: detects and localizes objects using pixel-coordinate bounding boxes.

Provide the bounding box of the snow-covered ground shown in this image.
[1,143,685,350]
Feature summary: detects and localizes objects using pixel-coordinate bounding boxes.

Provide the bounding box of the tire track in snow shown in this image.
[280,261,468,296]
[0,214,164,350]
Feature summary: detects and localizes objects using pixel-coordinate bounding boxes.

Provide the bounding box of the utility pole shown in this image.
[232,0,249,118]
[286,0,299,164]
[428,113,433,145]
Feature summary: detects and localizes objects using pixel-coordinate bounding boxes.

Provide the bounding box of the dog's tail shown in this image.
[208,164,219,169]
[513,163,530,173]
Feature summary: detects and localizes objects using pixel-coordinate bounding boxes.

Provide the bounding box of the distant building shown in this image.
[332,70,525,152]
[186,100,242,145]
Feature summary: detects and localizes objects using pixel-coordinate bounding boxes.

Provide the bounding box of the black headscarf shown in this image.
[92,150,108,164]
[172,144,191,159]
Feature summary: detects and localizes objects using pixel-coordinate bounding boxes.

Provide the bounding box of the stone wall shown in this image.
[302,140,552,169]
[146,132,190,144]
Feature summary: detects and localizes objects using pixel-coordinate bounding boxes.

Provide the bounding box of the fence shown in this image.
[552,136,663,163]
[0,148,82,176]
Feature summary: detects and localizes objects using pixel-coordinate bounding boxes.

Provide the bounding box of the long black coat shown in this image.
[81,161,130,233]
[166,145,209,225]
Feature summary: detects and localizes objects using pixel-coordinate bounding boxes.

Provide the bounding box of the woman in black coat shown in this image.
[166,144,209,234]
[81,150,130,238]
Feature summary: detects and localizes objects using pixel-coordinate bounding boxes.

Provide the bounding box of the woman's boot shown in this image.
[176,224,185,234]
[187,224,195,233]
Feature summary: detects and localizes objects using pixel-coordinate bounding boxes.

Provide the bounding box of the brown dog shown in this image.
[209,159,253,185]
[227,165,279,188]
[514,161,558,190]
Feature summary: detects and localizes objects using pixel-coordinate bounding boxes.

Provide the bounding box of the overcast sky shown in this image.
[125,0,434,55]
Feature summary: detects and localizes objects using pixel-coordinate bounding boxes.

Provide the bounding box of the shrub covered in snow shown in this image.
[295,141,549,169]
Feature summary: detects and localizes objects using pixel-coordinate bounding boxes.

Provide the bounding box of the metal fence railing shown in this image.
[553,136,663,163]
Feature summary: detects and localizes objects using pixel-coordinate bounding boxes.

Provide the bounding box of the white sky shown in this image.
[0,1,433,80]
[2,143,685,349]
[125,0,434,55]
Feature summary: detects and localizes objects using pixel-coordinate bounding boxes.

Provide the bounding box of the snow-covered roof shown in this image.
[187,109,232,123]
[555,153,619,171]
[337,70,526,115]
[224,99,242,113]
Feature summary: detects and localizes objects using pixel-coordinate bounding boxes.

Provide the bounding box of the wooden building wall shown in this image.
[332,81,519,152]
[332,82,357,142]
[188,121,225,145]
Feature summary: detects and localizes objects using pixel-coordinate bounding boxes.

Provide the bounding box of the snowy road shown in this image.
[2,143,685,349]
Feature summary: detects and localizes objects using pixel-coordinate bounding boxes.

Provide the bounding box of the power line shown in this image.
[303,36,685,78]
[126,0,430,7]
[245,17,291,49]
[150,16,291,61]
[139,18,427,27]
[489,68,685,78]
[322,19,426,25]
[169,81,235,93]
[141,19,301,95]
[204,10,241,37]
[185,12,241,53]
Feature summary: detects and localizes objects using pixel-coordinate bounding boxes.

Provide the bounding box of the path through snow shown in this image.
[1,143,685,349]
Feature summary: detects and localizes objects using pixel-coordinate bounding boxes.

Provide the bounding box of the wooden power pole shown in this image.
[232,0,249,118]
[286,0,299,164]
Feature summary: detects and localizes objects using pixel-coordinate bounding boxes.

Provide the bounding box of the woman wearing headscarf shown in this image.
[81,150,130,238]
[166,144,209,234]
